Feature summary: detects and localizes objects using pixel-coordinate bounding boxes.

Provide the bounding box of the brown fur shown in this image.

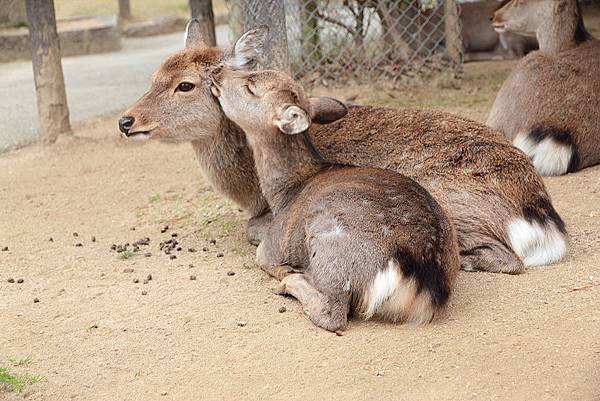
[488,0,600,174]
[120,26,567,273]
[212,68,460,332]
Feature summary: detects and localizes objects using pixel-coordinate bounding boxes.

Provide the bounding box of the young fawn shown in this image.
[209,68,460,332]
[488,0,599,175]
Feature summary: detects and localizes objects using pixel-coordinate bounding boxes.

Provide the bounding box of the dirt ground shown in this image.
[1,57,600,401]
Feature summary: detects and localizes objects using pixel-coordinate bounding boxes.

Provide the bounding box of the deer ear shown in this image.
[184,19,206,48]
[309,97,348,124]
[225,25,269,70]
[274,105,311,135]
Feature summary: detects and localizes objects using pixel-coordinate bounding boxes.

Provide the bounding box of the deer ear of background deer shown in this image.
[275,105,311,135]
[225,25,269,70]
[309,97,348,124]
[184,19,206,48]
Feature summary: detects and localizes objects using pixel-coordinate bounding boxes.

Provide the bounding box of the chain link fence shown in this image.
[227,0,463,87]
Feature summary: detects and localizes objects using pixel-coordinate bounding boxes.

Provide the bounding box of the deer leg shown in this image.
[460,242,524,274]
[246,211,273,246]
[260,264,301,281]
[275,274,349,333]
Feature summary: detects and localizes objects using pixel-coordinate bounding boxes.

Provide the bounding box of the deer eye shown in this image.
[176,82,195,92]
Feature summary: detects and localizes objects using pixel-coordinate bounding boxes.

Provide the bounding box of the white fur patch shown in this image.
[508,218,567,266]
[514,133,572,176]
[362,260,435,324]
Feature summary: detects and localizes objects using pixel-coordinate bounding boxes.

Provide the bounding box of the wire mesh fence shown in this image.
[227,0,464,87]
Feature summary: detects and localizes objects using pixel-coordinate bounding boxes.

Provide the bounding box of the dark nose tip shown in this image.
[119,116,135,134]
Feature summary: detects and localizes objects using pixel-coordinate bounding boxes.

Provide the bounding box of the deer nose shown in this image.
[119,116,135,134]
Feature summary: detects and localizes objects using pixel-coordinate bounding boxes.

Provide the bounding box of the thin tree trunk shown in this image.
[444,0,462,71]
[25,0,71,144]
[118,0,132,21]
[189,0,216,46]
[241,0,289,72]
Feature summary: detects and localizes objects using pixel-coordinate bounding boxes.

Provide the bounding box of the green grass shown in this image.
[0,367,43,393]
[8,357,32,367]
[148,193,161,203]
[118,250,136,260]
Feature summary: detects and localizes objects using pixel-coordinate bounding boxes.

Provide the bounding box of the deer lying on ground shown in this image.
[209,67,460,332]
[119,22,567,274]
[487,0,600,175]
[461,0,538,61]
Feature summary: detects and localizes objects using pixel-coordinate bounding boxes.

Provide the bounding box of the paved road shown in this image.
[0,26,229,151]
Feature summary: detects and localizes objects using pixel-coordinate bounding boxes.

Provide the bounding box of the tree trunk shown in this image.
[241,0,289,72]
[118,0,132,21]
[444,0,462,73]
[189,0,216,46]
[25,0,71,144]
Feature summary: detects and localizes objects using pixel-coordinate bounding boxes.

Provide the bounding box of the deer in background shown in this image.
[119,22,567,275]
[487,0,600,175]
[210,67,460,332]
[461,0,538,61]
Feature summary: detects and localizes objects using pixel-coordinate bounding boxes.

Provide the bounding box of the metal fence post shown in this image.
[241,0,289,72]
[25,0,71,144]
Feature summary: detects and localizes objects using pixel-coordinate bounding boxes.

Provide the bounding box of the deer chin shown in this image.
[122,130,153,141]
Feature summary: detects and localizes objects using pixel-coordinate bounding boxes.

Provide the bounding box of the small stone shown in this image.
[48,237,53,242]
[161,391,167,396]
[130,227,136,231]
[169,255,177,260]
[227,270,235,276]
[33,298,40,303]
[202,247,208,252]
[188,248,196,253]
[72,232,78,237]
[278,306,286,313]
[188,264,194,268]
[190,275,197,281]
[144,252,152,257]
[123,268,134,273]
[146,274,153,281]
[7,278,14,283]
[1,246,8,251]
[133,278,139,283]
[143,279,149,284]
[17,278,23,284]
[75,243,83,247]
[141,290,148,295]
[91,236,96,242]
[176,247,182,251]
[216,253,224,258]
[171,233,178,238]
[237,321,247,327]
[209,239,216,245]
[111,244,117,251]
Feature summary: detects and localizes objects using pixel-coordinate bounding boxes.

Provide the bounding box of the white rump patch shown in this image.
[508,218,567,266]
[362,260,435,324]
[514,133,572,176]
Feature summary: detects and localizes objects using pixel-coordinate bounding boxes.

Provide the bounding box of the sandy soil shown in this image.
[1,60,600,401]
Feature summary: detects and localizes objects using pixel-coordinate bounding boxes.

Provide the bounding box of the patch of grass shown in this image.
[148,193,161,203]
[0,367,43,393]
[8,357,31,367]
[118,250,136,260]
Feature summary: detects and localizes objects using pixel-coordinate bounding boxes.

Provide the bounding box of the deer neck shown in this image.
[246,129,324,214]
[537,2,588,53]
[190,117,268,217]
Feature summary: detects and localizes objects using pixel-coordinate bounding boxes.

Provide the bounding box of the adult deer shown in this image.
[119,21,567,274]
[209,67,460,332]
[488,0,600,175]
